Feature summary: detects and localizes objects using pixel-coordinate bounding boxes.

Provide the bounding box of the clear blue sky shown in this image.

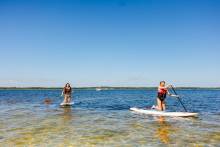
[0,0,219,87]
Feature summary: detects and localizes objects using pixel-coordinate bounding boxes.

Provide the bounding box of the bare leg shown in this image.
[67,96,71,103]
[162,101,166,111]
[63,95,68,103]
[157,98,162,111]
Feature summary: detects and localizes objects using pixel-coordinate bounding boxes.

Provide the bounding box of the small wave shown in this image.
[105,104,130,110]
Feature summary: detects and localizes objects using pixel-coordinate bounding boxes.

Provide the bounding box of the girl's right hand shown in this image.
[171,94,180,98]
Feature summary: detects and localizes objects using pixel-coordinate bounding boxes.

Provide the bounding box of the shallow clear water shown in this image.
[0,89,220,146]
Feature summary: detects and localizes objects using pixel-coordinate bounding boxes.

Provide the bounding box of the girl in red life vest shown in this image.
[153,81,178,111]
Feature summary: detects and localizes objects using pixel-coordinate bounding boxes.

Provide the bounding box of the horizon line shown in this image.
[0,86,220,89]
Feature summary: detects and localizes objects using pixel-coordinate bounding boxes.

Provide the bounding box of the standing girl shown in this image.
[61,83,72,103]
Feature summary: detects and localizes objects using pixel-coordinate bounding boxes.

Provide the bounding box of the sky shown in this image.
[0,0,219,87]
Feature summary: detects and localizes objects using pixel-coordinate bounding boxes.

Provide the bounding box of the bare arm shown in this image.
[61,89,64,96]
[167,86,179,97]
[168,91,179,97]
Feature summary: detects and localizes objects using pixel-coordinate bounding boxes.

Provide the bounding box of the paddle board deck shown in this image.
[130,107,198,117]
[60,102,74,106]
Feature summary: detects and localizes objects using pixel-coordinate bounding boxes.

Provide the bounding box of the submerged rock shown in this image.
[44,98,52,105]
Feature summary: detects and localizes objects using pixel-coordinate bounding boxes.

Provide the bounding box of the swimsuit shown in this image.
[157,87,167,101]
[64,88,71,95]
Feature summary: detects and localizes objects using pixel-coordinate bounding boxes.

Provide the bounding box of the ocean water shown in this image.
[0,89,220,146]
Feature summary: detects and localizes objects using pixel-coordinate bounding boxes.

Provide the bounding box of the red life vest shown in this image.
[158,87,167,95]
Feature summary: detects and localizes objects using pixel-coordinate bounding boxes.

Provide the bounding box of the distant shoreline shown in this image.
[0,87,220,90]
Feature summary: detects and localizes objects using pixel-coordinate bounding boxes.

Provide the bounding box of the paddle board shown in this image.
[130,107,198,117]
[60,102,74,106]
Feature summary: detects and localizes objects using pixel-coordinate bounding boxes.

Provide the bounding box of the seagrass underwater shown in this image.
[0,88,219,146]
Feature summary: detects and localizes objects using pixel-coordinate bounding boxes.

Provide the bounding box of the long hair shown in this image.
[64,83,71,89]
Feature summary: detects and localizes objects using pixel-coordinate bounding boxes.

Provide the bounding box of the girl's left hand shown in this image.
[167,85,172,88]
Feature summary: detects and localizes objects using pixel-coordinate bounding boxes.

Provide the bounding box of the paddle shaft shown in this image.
[170,86,187,112]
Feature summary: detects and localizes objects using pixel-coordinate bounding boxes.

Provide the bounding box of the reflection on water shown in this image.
[155,116,173,144]
[61,107,74,122]
[0,89,220,146]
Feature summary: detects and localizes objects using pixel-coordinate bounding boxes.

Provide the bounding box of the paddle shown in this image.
[170,85,187,112]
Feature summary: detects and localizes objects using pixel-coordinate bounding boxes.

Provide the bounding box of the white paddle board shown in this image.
[130,107,198,117]
[60,102,74,106]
